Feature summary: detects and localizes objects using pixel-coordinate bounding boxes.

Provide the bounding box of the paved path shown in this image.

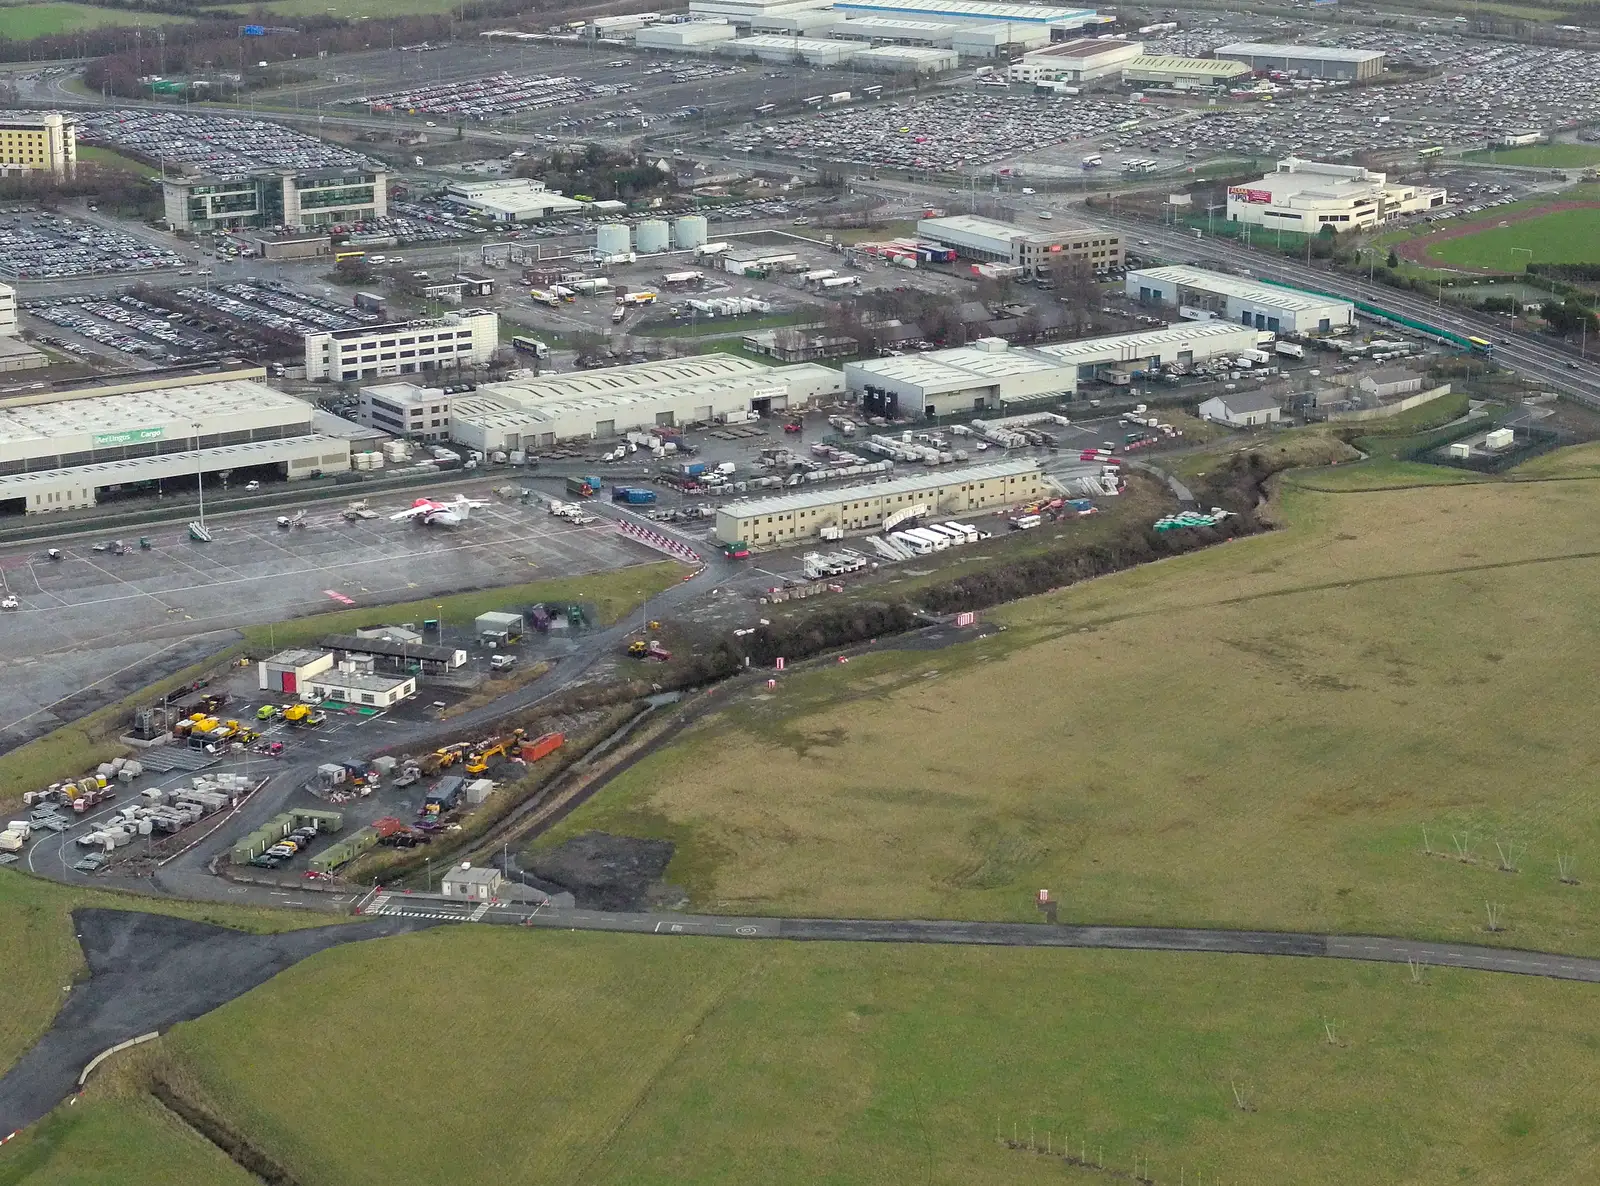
[364,896,1600,984]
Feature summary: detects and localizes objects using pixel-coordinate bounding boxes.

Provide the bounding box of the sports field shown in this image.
[1462,143,1600,168]
[1,926,1584,1185]
[535,473,1600,958]
[1421,204,1600,271]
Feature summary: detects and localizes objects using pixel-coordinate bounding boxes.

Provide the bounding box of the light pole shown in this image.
[191,420,205,530]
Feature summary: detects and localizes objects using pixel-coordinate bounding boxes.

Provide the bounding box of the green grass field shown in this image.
[1,927,1588,1185]
[0,3,189,35]
[75,146,160,179]
[1427,206,1600,270]
[532,469,1600,958]
[1462,143,1600,168]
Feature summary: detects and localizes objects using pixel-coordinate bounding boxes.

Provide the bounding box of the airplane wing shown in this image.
[389,505,433,521]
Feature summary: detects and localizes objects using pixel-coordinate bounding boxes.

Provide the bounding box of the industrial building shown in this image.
[301,658,418,709]
[322,633,468,675]
[1126,266,1354,334]
[304,310,499,383]
[688,0,835,29]
[449,353,843,450]
[916,214,1122,276]
[0,111,76,176]
[1197,391,1282,427]
[828,15,960,44]
[1007,38,1142,82]
[0,335,47,374]
[162,168,388,232]
[1360,368,1423,399]
[1121,54,1249,89]
[357,382,453,441]
[258,650,336,696]
[635,20,741,47]
[1214,42,1386,81]
[0,283,15,336]
[832,0,1096,33]
[441,864,504,902]
[844,322,1262,415]
[719,33,863,64]
[444,179,587,223]
[854,44,959,70]
[1226,158,1447,230]
[716,458,1044,546]
[0,369,349,515]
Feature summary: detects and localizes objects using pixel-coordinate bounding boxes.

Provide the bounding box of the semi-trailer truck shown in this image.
[611,486,658,505]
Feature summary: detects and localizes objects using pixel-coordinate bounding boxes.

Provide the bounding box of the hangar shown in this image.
[0,369,347,515]
[1214,42,1385,81]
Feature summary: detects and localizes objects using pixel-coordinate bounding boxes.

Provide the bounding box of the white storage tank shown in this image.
[674,214,708,250]
[635,219,670,253]
[595,223,631,257]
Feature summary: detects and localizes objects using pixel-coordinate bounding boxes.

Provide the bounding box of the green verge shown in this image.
[14,927,1590,1185]
[0,3,190,34]
[1427,207,1600,271]
[1461,143,1600,168]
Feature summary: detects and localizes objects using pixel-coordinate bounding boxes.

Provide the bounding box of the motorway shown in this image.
[364,892,1600,984]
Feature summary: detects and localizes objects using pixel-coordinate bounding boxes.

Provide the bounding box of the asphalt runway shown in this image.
[0,908,434,1135]
[0,493,654,754]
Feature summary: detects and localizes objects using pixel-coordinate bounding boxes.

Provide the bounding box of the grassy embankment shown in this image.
[10,925,1600,1185]
[528,438,1600,959]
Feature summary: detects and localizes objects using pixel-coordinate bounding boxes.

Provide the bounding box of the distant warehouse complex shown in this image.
[844,322,1261,417]
[1126,266,1354,335]
[1215,42,1386,81]
[716,458,1044,546]
[0,369,347,515]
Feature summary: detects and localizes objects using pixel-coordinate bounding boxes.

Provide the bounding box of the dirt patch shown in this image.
[526,831,683,911]
[1395,201,1600,273]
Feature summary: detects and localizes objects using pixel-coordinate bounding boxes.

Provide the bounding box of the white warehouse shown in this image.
[0,369,348,514]
[844,323,1261,417]
[449,353,843,450]
[1126,266,1354,335]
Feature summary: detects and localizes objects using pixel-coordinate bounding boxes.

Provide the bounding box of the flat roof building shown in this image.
[1126,266,1354,335]
[716,458,1044,546]
[0,282,16,336]
[322,633,467,674]
[1215,42,1385,81]
[636,20,743,46]
[163,169,388,233]
[357,382,452,441]
[444,179,587,223]
[0,111,75,177]
[833,0,1096,31]
[845,322,1263,416]
[1226,157,1446,231]
[828,15,960,45]
[718,34,863,65]
[916,214,1122,276]
[441,864,504,902]
[305,310,499,383]
[0,369,347,514]
[854,44,960,71]
[450,355,843,450]
[1008,38,1142,82]
[1198,391,1281,427]
[1121,54,1250,89]
[301,664,418,709]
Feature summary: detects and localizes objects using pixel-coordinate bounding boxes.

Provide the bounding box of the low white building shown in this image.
[1126,265,1354,335]
[357,382,452,441]
[0,282,16,336]
[717,34,861,65]
[635,20,740,47]
[1359,368,1424,399]
[854,44,959,71]
[445,179,586,223]
[304,311,499,383]
[1008,37,1142,82]
[1198,391,1282,427]
[1226,158,1447,232]
[844,322,1262,417]
[450,354,842,450]
[441,864,504,902]
[302,659,418,709]
[259,649,335,696]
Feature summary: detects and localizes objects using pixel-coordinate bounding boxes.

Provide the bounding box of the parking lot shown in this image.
[0,210,186,280]
[76,108,374,174]
[0,493,657,755]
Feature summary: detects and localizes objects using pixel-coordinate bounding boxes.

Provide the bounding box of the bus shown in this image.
[512,335,551,359]
[1419,146,1446,158]
[1467,336,1495,356]
[334,249,366,263]
[754,102,776,114]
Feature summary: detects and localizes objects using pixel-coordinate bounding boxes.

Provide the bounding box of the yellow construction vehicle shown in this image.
[466,740,507,775]
[434,742,469,769]
[627,639,648,656]
[283,704,311,725]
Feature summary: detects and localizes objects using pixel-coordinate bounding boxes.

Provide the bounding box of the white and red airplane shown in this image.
[389,494,488,527]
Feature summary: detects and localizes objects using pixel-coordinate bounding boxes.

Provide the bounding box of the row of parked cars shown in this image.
[249,823,322,869]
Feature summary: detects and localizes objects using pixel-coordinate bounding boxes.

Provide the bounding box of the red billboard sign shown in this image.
[1227,186,1273,204]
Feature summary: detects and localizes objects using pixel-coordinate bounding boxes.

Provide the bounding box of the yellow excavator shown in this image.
[466,739,507,775]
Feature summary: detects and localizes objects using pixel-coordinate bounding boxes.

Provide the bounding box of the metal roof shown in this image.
[1033,321,1259,363]
[0,379,309,448]
[835,0,1095,24]
[322,634,463,664]
[1209,391,1280,414]
[1215,42,1386,63]
[722,458,1042,519]
[1125,55,1250,76]
[1128,266,1352,313]
[0,436,344,495]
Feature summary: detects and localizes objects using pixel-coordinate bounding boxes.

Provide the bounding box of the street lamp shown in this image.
[191,420,206,531]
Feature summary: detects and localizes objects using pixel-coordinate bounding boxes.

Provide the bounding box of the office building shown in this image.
[304,311,499,383]
[916,214,1122,276]
[1226,158,1446,230]
[163,168,388,232]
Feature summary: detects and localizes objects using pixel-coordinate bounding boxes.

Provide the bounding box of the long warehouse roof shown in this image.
[484,353,767,406]
[0,436,344,496]
[835,0,1094,22]
[0,379,310,449]
[1126,55,1249,76]
[1128,266,1353,313]
[722,458,1041,519]
[1215,41,1385,62]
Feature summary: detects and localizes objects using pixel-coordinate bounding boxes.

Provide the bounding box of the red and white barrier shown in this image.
[615,518,701,564]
